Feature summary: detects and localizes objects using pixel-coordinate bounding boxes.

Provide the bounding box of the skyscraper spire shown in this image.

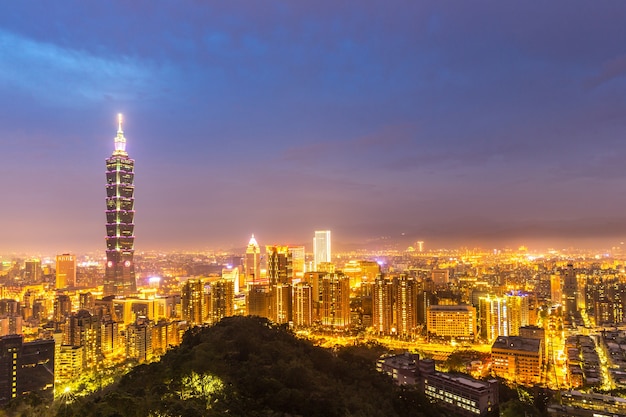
[114,113,127,156]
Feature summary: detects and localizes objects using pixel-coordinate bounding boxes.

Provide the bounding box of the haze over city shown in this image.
[2,1,626,253]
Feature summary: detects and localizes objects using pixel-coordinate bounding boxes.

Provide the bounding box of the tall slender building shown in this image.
[244,235,261,285]
[104,114,137,297]
[313,230,331,270]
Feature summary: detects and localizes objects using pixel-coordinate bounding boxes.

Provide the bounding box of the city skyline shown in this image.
[2,2,626,253]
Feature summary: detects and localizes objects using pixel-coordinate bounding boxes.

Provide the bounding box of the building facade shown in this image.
[313,230,331,270]
[104,114,137,297]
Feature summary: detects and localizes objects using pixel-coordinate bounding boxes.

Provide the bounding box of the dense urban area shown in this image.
[4,240,626,416]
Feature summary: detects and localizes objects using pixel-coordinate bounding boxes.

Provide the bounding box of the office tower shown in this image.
[222,267,241,294]
[208,280,234,325]
[320,273,350,329]
[244,235,261,285]
[181,279,204,326]
[395,275,417,337]
[372,276,394,335]
[292,282,313,328]
[0,335,54,404]
[55,254,76,289]
[563,263,578,318]
[289,246,305,279]
[104,114,137,297]
[266,246,292,285]
[23,259,41,283]
[313,230,331,270]
[416,241,424,253]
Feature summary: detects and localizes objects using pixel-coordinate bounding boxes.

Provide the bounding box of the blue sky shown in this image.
[1,1,626,253]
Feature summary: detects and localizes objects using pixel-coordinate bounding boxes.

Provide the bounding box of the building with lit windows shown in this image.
[55,254,76,289]
[420,359,498,416]
[377,353,498,416]
[289,246,305,279]
[208,279,234,324]
[479,295,508,342]
[65,309,101,371]
[395,275,417,337]
[292,282,313,327]
[563,263,578,318]
[266,246,292,285]
[23,259,41,283]
[320,273,350,329]
[427,305,477,342]
[104,114,137,297]
[0,335,54,404]
[372,276,394,335]
[313,230,331,270]
[244,235,261,286]
[181,279,205,326]
[491,336,542,385]
[126,319,152,363]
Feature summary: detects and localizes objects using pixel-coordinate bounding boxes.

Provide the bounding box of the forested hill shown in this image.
[62,316,442,417]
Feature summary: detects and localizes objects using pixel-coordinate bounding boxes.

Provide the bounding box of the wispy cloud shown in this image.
[0,29,167,105]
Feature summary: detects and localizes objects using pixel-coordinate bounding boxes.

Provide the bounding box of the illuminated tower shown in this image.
[313,230,331,270]
[104,114,137,297]
[244,235,261,285]
[55,254,76,289]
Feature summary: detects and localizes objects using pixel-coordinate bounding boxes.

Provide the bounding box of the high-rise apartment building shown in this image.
[395,275,417,337]
[23,260,41,283]
[244,235,261,285]
[372,276,394,335]
[313,230,331,270]
[181,279,205,326]
[55,254,76,289]
[208,279,234,325]
[320,273,350,329]
[104,114,137,297]
[292,282,313,327]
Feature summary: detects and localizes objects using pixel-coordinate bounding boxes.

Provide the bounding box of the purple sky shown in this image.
[1,1,626,254]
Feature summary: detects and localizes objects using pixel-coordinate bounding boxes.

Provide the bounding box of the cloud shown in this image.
[0,29,167,106]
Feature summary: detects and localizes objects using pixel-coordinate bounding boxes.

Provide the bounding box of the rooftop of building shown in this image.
[427,304,474,311]
[429,371,497,391]
[491,336,541,353]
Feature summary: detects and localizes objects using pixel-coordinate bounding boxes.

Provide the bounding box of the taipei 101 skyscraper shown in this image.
[104,114,137,296]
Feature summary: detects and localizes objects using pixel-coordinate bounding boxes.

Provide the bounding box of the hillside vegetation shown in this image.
[59,316,441,417]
